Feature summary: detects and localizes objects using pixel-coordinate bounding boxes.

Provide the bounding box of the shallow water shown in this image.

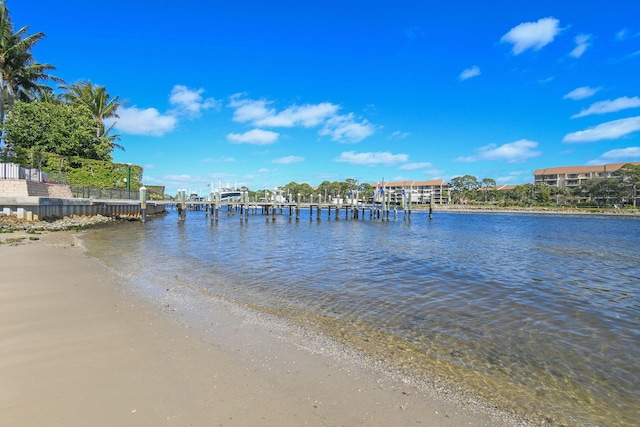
[82,208,640,426]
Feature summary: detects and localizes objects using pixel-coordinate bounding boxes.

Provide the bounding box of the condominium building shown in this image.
[533,162,640,189]
[370,180,449,204]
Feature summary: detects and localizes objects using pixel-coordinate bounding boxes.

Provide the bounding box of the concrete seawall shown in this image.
[1,177,165,221]
[0,196,166,221]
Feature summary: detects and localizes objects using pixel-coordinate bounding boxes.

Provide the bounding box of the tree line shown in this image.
[0,1,128,186]
[449,168,640,207]
[236,179,374,203]
[255,167,639,208]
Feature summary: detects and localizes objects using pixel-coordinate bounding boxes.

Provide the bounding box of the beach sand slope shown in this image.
[0,233,521,426]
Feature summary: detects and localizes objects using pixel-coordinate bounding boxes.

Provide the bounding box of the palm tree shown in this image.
[61,81,124,151]
[34,86,64,104]
[0,1,61,156]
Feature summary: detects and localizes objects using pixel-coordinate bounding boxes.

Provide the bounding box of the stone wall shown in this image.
[0,179,73,198]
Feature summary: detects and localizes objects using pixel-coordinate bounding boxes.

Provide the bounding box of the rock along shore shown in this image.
[0,214,117,243]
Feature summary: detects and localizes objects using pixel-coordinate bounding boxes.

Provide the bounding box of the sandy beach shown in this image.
[1,231,527,426]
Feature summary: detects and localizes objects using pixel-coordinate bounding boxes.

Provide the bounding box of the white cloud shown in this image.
[459,66,481,81]
[456,139,542,163]
[204,156,236,163]
[229,97,271,123]
[572,96,640,118]
[228,95,376,143]
[587,147,640,165]
[272,156,304,165]
[598,147,640,161]
[333,151,408,166]
[496,171,529,184]
[501,17,561,55]
[259,103,339,127]
[616,28,640,41]
[319,114,377,143]
[108,86,218,137]
[169,85,220,117]
[111,106,177,136]
[563,86,601,100]
[570,34,591,58]
[616,29,629,41]
[399,162,432,171]
[227,129,280,145]
[390,131,410,139]
[229,96,339,128]
[563,116,640,143]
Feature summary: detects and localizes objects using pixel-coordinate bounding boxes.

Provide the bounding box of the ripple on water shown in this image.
[81,210,640,426]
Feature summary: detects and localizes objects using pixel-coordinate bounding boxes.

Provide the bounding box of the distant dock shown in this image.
[162,197,418,222]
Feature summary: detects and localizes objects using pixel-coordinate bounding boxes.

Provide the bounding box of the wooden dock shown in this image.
[159,200,416,222]
[160,188,436,222]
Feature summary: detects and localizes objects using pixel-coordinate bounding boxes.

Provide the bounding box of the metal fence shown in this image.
[0,163,44,181]
[69,185,140,200]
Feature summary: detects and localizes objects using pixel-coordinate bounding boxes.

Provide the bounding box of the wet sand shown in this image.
[0,231,526,426]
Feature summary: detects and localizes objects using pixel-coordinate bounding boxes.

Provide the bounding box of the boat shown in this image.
[217,187,242,202]
[209,181,242,203]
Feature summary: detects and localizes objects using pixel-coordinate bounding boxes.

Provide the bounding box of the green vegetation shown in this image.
[0,1,135,191]
[0,1,61,142]
[5,102,107,160]
[246,179,374,202]
[449,165,640,208]
[224,172,639,210]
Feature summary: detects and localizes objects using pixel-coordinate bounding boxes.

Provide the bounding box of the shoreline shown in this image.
[422,204,640,216]
[1,231,531,426]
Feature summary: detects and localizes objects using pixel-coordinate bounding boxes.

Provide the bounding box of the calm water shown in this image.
[82,208,640,426]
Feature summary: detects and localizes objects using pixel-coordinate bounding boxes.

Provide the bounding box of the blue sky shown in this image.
[12,0,640,194]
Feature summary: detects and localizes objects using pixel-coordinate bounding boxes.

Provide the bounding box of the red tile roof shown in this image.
[533,162,640,176]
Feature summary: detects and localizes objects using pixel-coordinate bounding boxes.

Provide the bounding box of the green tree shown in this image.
[316,180,332,201]
[35,86,65,104]
[297,183,314,200]
[577,178,625,205]
[282,181,314,201]
[0,1,61,156]
[506,184,534,205]
[450,175,480,203]
[481,178,496,202]
[359,182,373,196]
[616,163,640,207]
[535,183,552,204]
[61,80,124,152]
[4,101,113,161]
[554,186,572,205]
[345,178,358,190]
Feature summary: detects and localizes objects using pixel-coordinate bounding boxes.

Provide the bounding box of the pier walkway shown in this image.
[159,199,429,222]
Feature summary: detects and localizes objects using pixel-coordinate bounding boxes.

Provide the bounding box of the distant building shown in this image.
[533,162,640,189]
[371,180,449,204]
